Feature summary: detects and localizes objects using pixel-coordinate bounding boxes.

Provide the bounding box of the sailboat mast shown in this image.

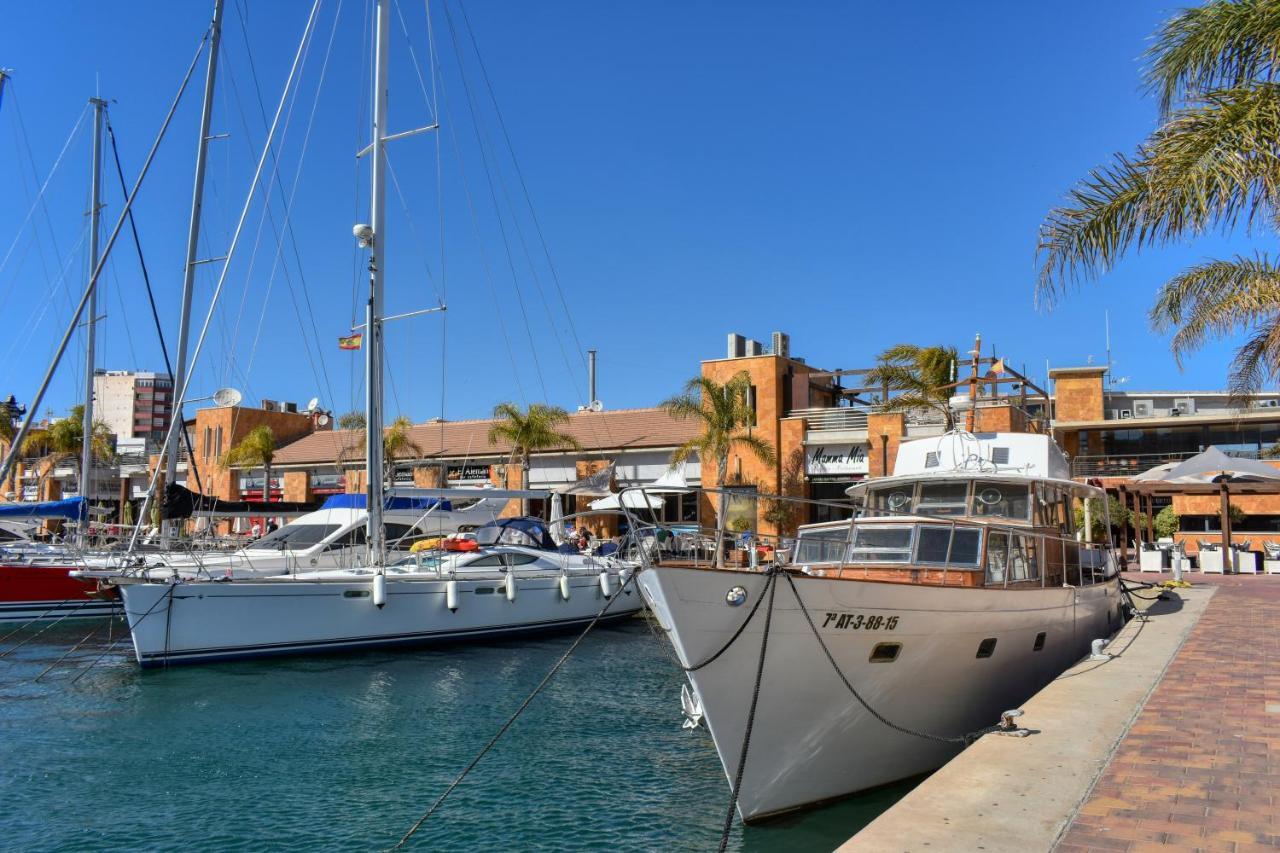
[80,96,107,536]
[162,0,224,544]
[365,0,390,564]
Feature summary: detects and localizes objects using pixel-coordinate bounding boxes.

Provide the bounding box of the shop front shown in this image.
[805,442,866,524]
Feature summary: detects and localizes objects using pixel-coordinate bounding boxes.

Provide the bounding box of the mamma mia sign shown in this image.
[806,444,869,476]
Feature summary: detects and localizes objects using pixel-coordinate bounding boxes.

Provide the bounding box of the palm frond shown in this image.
[1227,316,1280,401]
[1144,0,1280,113]
[731,432,776,467]
[1150,253,1280,362]
[1038,83,1280,303]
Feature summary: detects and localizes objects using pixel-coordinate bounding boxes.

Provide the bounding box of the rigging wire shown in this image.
[232,0,339,411]
[127,0,324,553]
[240,0,344,408]
[430,13,527,405]
[440,0,548,401]
[0,24,213,491]
[103,117,204,492]
[0,95,87,317]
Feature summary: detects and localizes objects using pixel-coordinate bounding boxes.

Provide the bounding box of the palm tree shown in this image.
[383,415,424,486]
[20,405,114,499]
[662,371,776,567]
[338,411,366,431]
[223,425,278,502]
[865,344,960,430]
[1038,0,1280,397]
[487,402,580,515]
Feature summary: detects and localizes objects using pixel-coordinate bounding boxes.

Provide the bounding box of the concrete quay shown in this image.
[840,572,1280,852]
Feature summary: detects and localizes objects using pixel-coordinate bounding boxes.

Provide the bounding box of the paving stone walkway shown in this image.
[1058,573,1280,853]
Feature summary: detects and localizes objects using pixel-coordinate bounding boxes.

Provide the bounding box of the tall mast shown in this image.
[365,0,390,565]
[163,0,224,544]
[80,96,106,538]
[0,70,10,116]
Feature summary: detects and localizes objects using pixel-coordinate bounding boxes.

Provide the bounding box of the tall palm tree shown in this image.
[20,405,115,499]
[662,371,776,567]
[1038,0,1280,397]
[383,415,424,486]
[865,344,960,430]
[223,425,278,502]
[487,402,580,515]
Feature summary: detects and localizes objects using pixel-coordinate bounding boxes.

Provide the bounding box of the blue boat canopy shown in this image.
[0,497,87,521]
[321,494,451,512]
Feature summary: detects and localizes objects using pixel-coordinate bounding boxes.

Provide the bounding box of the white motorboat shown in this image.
[112,517,642,666]
[638,431,1124,822]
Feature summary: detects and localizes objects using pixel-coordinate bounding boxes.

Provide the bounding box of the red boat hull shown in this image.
[0,563,120,621]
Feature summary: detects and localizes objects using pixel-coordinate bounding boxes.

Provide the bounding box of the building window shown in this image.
[214,426,223,459]
[203,427,212,460]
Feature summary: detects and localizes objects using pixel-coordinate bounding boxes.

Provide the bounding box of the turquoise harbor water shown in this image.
[0,617,913,851]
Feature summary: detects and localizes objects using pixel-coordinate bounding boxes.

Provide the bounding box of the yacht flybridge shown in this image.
[638,430,1124,822]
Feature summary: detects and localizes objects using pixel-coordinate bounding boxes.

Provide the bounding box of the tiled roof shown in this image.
[270,407,702,467]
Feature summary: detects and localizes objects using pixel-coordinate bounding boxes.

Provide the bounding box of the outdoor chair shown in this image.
[1138,542,1164,573]
[1199,542,1226,574]
[1264,542,1280,575]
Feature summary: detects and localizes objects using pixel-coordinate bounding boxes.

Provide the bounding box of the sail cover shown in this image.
[162,483,318,520]
[0,497,87,521]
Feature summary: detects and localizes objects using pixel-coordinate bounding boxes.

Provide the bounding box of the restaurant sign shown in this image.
[806,444,869,476]
[447,463,491,483]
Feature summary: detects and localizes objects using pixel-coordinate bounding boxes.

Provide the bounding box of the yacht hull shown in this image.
[0,562,119,622]
[638,566,1122,822]
[118,571,643,666]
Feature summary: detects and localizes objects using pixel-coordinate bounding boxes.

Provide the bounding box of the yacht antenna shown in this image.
[80,96,107,543]
[365,0,391,566]
[163,0,224,546]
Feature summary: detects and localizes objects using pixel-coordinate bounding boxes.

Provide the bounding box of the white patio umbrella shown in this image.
[549,492,565,544]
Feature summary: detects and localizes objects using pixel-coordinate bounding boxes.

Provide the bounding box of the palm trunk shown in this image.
[714,457,728,569]
[521,458,530,517]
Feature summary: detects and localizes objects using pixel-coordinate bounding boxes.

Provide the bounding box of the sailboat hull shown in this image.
[638,566,1122,822]
[0,562,118,621]
[117,570,643,666]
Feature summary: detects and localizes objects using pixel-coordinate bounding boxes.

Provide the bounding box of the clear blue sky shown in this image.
[0,0,1262,427]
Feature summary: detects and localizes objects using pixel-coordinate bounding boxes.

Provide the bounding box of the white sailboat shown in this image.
[638,430,1124,822]
[106,0,642,666]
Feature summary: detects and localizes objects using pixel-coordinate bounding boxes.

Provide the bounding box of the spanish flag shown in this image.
[338,333,363,350]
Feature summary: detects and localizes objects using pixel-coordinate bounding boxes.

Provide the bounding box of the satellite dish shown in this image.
[316,413,330,426]
[306,396,320,412]
[589,400,604,412]
[213,387,243,408]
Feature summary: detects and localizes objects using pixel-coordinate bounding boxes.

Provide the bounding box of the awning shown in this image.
[589,491,665,510]
[0,497,86,521]
[162,483,318,520]
[644,462,691,494]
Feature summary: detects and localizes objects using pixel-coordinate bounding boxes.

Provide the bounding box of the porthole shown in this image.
[475,587,496,595]
[343,590,371,599]
[1033,632,1046,652]
[976,638,997,658]
[869,643,901,663]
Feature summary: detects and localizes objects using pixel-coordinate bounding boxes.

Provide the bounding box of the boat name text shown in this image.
[821,612,898,631]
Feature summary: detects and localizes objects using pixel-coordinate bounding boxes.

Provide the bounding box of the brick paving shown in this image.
[1057,572,1280,853]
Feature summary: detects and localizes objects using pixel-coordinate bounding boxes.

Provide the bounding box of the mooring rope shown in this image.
[0,596,105,658]
[391,570,639,850]
[716,565,778,853]
[683,568,778,673]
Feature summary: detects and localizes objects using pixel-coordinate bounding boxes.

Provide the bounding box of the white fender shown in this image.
[505,571,517,602]
[598,569,613,598]
[446,579,459,612]
[372,573,387,608]
[559,572,571,601]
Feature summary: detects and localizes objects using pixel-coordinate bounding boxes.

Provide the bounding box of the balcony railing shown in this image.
[1071,448,1262,478]
[789,408,869,431]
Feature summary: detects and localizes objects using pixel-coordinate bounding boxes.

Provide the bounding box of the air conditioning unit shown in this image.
[1118,409,1133,419]
[1133,400,1154,418]
[261,399,279,412]
[1258,399,1279,408]
[1173,398,1196,415]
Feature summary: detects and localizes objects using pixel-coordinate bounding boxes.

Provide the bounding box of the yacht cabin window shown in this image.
[794,529,849,564]
[970,481,1031,521]
[863,480,1032,522]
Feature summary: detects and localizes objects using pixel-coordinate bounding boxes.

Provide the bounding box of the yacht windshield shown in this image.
[794,529,849,564]
[970,481,1031,521]
[864,479,1033,522]
[251,523,341,550]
